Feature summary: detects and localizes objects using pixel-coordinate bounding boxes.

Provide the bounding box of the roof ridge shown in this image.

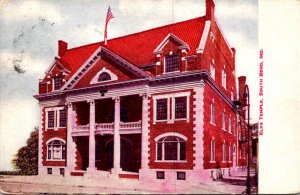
[64,16,205,53]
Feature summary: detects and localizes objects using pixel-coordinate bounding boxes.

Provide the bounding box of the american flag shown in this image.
[104,6,114,45]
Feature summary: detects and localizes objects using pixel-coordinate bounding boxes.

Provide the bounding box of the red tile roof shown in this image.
[60,16,206,78]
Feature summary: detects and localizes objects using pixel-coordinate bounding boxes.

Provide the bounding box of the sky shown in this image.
[0,0,258,171]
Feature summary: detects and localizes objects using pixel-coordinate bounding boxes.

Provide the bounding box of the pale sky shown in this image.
[0,0,258,171]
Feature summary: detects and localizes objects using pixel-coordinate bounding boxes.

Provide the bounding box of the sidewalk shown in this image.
[0,169,257,194]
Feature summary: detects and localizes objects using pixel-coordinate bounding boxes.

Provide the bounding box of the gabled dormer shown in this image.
[153,33,190,76]
[39,57,70,94]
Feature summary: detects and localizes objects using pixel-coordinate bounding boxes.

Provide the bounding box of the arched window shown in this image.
[156,136,186,161]
[47,140,66,160]
[98,72,111,82]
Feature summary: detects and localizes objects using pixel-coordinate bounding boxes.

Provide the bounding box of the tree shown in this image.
[12,127,38,175]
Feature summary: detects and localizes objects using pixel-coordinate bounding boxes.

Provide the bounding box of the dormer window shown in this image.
[98,72,111,82]
[165,54,179,73]
[53,77,62,90]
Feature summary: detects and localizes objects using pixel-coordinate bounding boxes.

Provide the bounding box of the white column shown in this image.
[140,94,149,169]
[38,105,44,175]
[87,99,96,172]
[66,102,76,175]
[111,96,121,174]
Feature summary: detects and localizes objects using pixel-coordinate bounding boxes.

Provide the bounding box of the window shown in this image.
[156,171,165,179]
[222,69,227,89]
[210,62,215,80]
[175,97,187,119]
[210,139,215,162]
[156,99,168,120]
[59,110,66,127]
[210,102,215,124]
[47,168,52,175]
[177,172,186,180]
[222,111,226,130]
[47,140,66,160]
[47,111,55,128]
[228,145,232,162]
[228,117,232,133]
[60,168,65,176]
[98,72,111,82]
[165,55,179,73]
[46,107,67,129]
[222,143,226,162]
[231,90,234,100]
[53,77,62,90]
[156,136,186,161]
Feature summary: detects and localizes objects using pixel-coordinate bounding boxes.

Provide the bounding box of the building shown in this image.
[34,0,248,183]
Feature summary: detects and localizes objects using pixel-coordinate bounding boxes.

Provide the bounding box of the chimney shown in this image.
[205,0,215,20]
[231,47,236,70]
[238,76,246,102]
[58,40,68,57]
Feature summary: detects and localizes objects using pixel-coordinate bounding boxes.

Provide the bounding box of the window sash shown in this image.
[48,111,55,128]
[210,140,215,161]
[156,99,168,120]
[165,55,179,73]
[53,77,62,90]
[210,103,215,124]
[175,97,187,119]
[59,110,67,127]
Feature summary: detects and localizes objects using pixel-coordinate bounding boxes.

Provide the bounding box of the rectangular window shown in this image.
[156,99,168,120]
[229,146,232,162]
[222,112,226,130]
[165,55,179,73]
[222,143,226,162]
[177,172,186,180]
[59,110,67,127]
[156,171,165,179]
[60,168,65,176]
[48,111,55,128]
[157,142,162,160]
[210,140,215,162]
[228,117,232,133]
[222,69,227,89]
[175,97,187,119]
[47,168,52,175]
[53,77,62,90]
[210,63,215,80]
[210,103,215,124]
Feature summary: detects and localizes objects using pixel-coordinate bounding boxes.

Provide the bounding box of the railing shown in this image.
[120,120,142,129]
[73,124,89,131]
[95,123,114,130]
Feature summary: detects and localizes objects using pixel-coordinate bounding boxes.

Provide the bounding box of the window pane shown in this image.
[165,55,179,72]
[164,142,177,160]
[156,99,167,120]
[180,142,186,160]
[48,147,51,159]
[59,110,66,127]
[53,145,61,159]
[53,77,62,90]
[175,97,187,119]
[98,72,111,82]
[48,111,55,128]
[157,143,162,160]
[62,146,66,159]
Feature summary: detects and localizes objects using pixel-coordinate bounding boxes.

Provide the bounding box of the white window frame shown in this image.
[155,132,188,162]
[222,68,227,89]
[163,53,180,74]
[52,77,62,91]
[210,61,215,80]
[46,138,66,161]
[45,107,66,130]
[210,100,216,125]
[210,139,216,163]
[90,67,118,84]
[153,92,190,124]
[222,110,226,131]
[228,144,232,162]
[222,142,226,162]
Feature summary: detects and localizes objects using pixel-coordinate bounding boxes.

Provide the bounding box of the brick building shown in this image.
[34,0,248,182]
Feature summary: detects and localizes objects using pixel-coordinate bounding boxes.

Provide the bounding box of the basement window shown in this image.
[177,172,186,180]
[156,171,165,179]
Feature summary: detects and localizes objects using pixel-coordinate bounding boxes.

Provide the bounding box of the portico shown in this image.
[66,93,148,176]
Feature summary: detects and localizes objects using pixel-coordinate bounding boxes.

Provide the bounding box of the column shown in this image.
[111,96,121,174]
[87,99,96,172]
[66,102,76,175]
[140,94,149,169]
